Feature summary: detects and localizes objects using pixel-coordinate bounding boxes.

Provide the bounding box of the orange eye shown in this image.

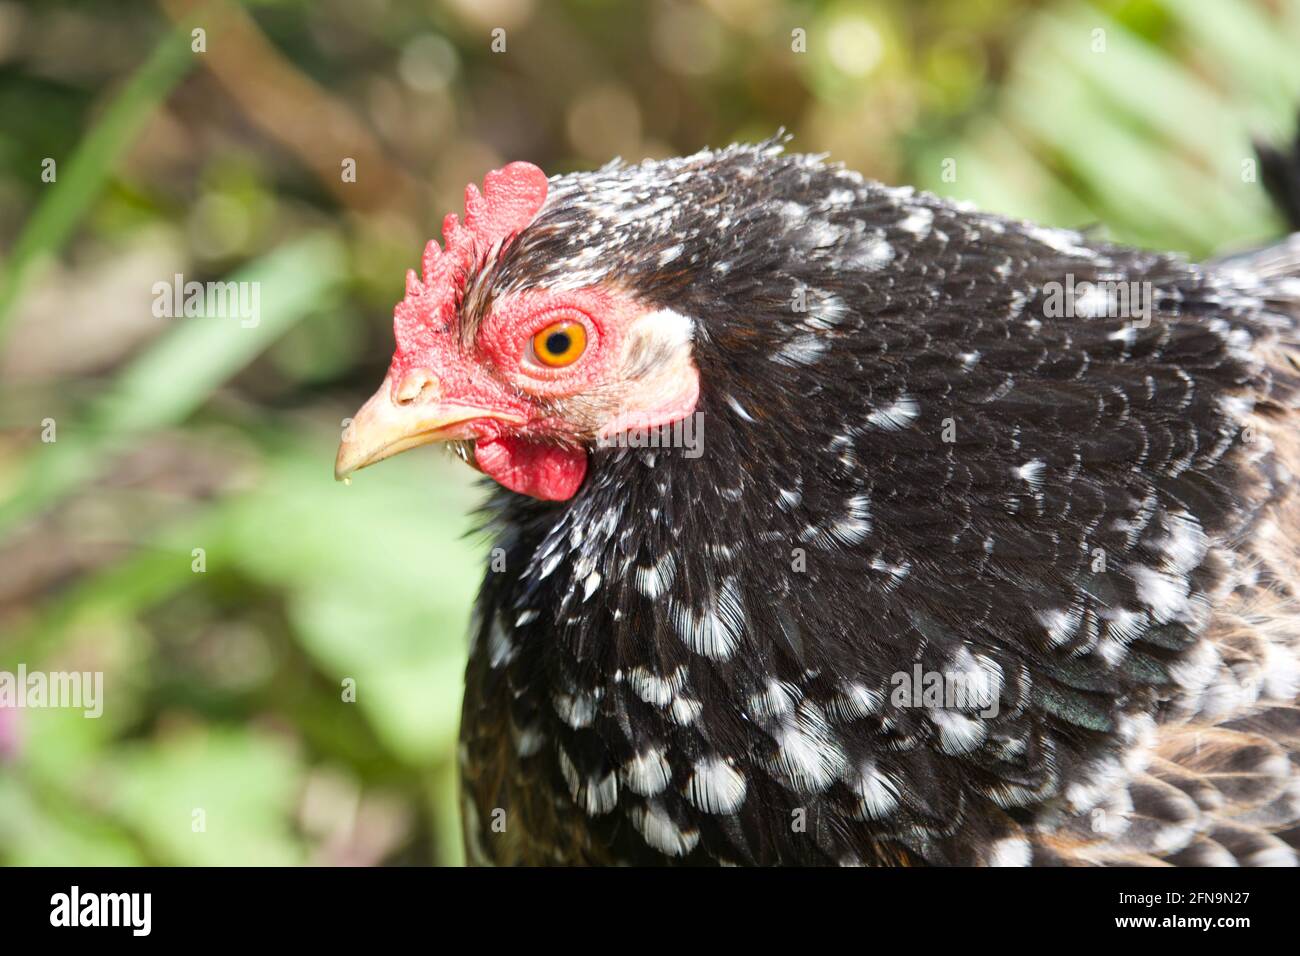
[531,321,587,368]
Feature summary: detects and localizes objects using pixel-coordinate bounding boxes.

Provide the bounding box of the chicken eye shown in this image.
[530,321,587,368]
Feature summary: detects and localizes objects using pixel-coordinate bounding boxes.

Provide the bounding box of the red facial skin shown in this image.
[390,286,651,501]
[476,287,626,401]
[382,161,696,501]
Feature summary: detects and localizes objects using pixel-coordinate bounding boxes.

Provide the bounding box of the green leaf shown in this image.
[0,233,345,539]
[105,727,306,866]
[0,25,197,340]
[0,778,144,867]
[218,437,484,763]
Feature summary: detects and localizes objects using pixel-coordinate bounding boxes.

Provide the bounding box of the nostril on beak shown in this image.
[394,369,441,406]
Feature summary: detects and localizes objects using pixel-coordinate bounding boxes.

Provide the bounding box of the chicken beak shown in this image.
[334,375,523,480]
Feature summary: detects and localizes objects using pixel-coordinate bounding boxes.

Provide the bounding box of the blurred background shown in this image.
[0,0,1297,866]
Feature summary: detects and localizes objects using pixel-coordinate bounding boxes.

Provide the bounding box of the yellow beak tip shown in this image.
[333,376,520,481]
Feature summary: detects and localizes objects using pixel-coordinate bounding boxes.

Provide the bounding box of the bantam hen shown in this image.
[336,139,1300,866]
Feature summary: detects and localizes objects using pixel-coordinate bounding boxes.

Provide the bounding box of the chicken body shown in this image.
[344,142,1300,865]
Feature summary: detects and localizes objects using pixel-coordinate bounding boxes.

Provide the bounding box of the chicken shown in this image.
[335,140,1300,866]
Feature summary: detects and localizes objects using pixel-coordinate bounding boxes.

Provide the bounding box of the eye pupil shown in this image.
[531,319,587,368]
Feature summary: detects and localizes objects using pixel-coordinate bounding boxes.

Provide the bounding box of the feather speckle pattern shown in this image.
[454,141,1300,866]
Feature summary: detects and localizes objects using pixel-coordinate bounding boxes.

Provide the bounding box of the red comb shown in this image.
[395,161,549,348]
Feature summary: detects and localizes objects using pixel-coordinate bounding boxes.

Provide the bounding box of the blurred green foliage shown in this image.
[0,0,1297,866]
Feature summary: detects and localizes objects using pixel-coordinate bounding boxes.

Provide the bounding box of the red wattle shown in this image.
[474,436,588,501]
